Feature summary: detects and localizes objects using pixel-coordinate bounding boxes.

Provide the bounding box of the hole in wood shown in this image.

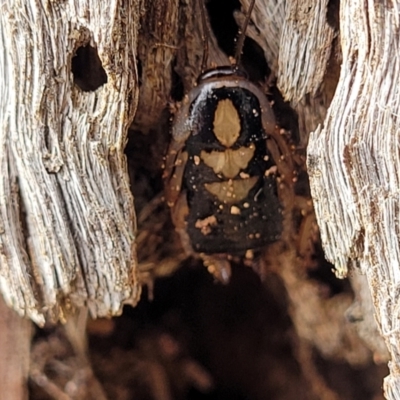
[72,45,107,92]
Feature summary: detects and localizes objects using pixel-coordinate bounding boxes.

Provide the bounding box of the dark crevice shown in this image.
[241,37,270,81]
[72,45,107,92]
[206,0,269,80]
[268,84,300,144]
[93,262,302,400]
[136,58,143,87]
[307,243,348,296]
[206,0,241,57]
[171,66,184,102]
[326,0,340,30]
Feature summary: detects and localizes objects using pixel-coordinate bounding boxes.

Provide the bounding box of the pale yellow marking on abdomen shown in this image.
[200,143,255,179]
[204,177,258,204]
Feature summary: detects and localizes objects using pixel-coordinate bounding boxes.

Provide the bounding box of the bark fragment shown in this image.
[0,0,141,325]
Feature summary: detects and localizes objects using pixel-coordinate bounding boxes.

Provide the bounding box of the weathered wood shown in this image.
[307,0,400,397]
[133,0,180,133]
[0,295,31,400]
[238,0,374,368]
[0,1,141,325]
[278,0,335,104]
[241,0,339,142]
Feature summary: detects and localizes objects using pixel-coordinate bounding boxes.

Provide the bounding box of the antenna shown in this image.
[234,0,256,66]
[200,0,210,72]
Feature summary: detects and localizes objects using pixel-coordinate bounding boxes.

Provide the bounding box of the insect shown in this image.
[163,0,295,282]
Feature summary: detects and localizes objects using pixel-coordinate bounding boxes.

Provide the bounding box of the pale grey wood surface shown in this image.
[307,0,399,397]
[0,0,141,325]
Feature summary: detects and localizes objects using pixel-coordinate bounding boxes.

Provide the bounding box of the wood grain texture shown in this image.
[133,0,180,132]
[278,0,335,104]
[241,0,339,142]
[307,0,400,397]
[0,0,141,325]
[238,0,374,367]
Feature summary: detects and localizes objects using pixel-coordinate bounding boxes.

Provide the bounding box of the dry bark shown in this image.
[277,0,335,104]
[241,0,339,143]
[0,0,141,325]
[133,0,180,133]
[241,0,379,369]
[307,0,400,398]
